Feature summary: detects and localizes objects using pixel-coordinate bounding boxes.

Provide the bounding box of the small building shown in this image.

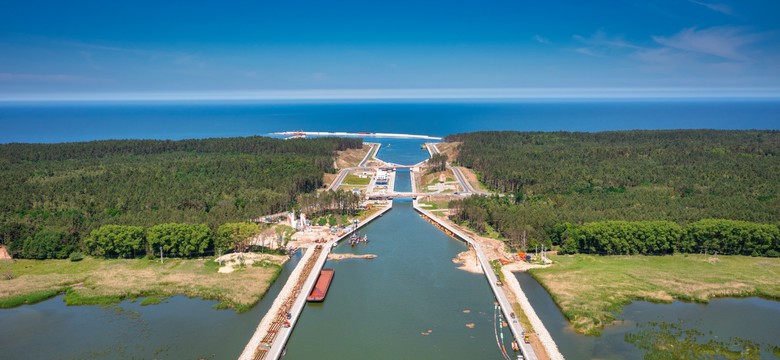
[375,169,389,185]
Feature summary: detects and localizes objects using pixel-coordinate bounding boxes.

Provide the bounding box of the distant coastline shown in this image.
[274,131,443,140]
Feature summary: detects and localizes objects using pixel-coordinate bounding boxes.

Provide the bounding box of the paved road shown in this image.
[428,143,491,196]
[450,165,475,194]
[358,143,379,167]
[329,143,381,191]
[328,168,350,190]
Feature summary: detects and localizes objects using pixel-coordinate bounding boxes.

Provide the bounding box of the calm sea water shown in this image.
[1,100,779,143]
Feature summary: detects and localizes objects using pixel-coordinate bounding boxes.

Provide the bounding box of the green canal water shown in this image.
[2,140,780,359]
[283,199,510,359]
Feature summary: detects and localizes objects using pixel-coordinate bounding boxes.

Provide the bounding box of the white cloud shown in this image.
[652,26,763,61]
[575,47,603,57]
[574,30,643,50]
[0,72,100,83]
[688,0,733,15]
[572,30,647,58]
[534,35,550,44]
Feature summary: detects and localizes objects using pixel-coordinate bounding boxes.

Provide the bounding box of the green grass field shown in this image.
[529,254,780,335]
[343,174,371,185]
[0,256,282,311]
[418,200,448,210]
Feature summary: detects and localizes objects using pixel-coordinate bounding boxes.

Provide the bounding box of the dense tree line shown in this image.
[85,225,145,258]
[0,136,362,258]
[557,221,682,255]
[427,153,448,173]
[296,189,363,217]
[21,229,78,260]
[446,130,780,256]
[557,219,779,256]
[82,222,267,259]
[147,223,212,257]
[216,222,262,253]
[680,219,780,257]
[447,130,779,222]
[453,197,780,256]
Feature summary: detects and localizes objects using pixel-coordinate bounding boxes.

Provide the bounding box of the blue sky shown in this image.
[1,0,779,100]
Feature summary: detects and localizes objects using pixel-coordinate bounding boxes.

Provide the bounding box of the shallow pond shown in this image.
[0,251,303,359]
[516,272,780,359]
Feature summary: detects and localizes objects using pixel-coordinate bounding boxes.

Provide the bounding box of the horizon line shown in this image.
[1,88,780,102]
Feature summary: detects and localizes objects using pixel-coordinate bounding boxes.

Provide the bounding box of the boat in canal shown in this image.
[307,269,335,302]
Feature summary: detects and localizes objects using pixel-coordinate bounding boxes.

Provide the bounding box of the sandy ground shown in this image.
[291,226,340,246]
[335,144,372,169]
[0,246,11,260]
[215,252,287,273]
[327,253,377,261]
[452,248,483,274]
[448,221,512,261]
[434,141,461,160]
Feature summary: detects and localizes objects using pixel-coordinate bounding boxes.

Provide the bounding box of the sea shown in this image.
[1,99,779,144]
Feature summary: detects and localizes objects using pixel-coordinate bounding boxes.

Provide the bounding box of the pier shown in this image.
[414,198,564,360]
[239,203,393,360]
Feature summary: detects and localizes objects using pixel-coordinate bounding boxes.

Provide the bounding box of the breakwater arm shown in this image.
[274,131,443,140]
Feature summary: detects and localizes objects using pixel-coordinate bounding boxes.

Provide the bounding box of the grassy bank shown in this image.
[529,254,780,335]
[343,174,371,185]
[0,256,283,311]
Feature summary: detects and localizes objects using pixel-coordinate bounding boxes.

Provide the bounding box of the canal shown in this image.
[282,199,508,359]
[3,136,779,359]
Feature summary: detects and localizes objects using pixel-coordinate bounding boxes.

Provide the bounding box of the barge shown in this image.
[307,268,335,302]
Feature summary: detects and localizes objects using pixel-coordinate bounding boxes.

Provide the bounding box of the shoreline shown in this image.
[0,257,284,311]
[413,199,562,360]
[239,202,393,360]
[273,131,443,140]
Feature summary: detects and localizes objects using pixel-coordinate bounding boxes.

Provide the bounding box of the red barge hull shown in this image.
[307,269,334,302]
